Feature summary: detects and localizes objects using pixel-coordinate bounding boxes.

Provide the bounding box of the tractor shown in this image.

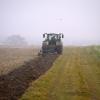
[39,33,64,55]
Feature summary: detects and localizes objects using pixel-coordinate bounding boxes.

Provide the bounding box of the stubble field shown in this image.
[0,47,36,75]
[20,46,100,100]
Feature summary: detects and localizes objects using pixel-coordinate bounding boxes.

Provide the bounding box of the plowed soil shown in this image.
[0,54,58,100]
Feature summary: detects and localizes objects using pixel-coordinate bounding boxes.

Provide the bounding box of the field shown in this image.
[0,47,37,75]
[0,46,100,100]
[20,46,100,100]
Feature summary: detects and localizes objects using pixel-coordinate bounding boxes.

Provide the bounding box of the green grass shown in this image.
[20,47,100,100]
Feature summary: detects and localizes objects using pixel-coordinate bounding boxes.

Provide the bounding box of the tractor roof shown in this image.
[45,33,61,35]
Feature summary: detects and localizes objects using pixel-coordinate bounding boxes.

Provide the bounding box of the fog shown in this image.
[0,0,100,46]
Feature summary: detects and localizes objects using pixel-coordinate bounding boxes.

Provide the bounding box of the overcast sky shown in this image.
[0,0,100,45]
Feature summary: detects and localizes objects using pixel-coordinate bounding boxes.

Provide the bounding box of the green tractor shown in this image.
[40,33,64,55]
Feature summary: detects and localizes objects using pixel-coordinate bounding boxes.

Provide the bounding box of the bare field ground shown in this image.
[0,47,38,75]
[0,47,58,100]
[20,46,100,100]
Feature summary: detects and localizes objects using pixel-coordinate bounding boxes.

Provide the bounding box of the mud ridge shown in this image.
[0,54,58,100]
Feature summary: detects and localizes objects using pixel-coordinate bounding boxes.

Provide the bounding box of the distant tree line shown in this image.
[4,35,28,47]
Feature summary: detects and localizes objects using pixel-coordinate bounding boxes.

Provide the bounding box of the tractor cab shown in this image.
[43,33,64,44]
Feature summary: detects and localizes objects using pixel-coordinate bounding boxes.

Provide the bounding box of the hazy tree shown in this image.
[5,35,28,47]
